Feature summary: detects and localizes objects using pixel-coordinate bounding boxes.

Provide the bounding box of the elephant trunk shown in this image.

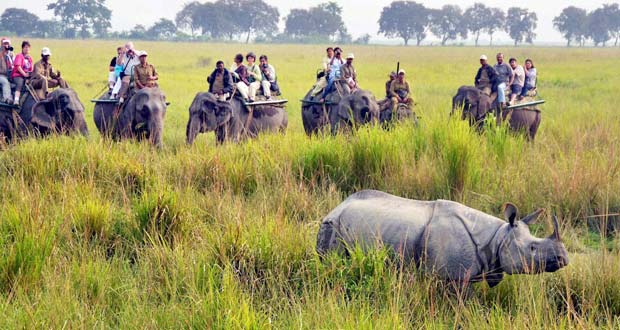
[149,109,165,148]
[186,113,202,145]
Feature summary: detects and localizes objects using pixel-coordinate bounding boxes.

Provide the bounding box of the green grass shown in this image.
[0,40,619,328]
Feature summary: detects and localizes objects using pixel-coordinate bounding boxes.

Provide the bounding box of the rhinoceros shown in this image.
[316,190,569,287]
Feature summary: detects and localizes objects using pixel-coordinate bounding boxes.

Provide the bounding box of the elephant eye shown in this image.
[530,244,537,252]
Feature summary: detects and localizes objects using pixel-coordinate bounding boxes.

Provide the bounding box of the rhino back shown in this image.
[317,190,435,259]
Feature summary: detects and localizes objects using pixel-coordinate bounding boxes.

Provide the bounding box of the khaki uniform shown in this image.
[31,59,68,99]
[476,67,492,95]
[389,79,413,112]
[133,63,158,89]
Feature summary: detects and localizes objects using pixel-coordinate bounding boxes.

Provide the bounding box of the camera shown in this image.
[6,46,13,51]
[262,64,268,69]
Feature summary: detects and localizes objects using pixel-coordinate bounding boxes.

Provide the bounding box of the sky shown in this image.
[1,0,617,44]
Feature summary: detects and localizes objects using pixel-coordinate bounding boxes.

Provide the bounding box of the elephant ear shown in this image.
[30,100,56,131]
[215,101,233,125]
[337,96,354,121]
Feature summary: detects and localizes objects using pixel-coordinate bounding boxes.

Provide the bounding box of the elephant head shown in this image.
[121,87,167,147]
[186,92,234,145]
[30,88,89,136]
[332,89,380,133]
[452,86,493,126]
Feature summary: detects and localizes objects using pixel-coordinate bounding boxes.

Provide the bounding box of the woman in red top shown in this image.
[11,40,33,103]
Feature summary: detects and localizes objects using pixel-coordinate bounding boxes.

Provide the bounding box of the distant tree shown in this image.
[193,2,238,40]
[429,5,467,46]
[587,7,611,47]
[553,6,588,47]
[33,19,64,38]
[175,1,202,38]
[147,18,177,40]
[505,7,537,46]
[354,34,372,45]
[129,25,147,40]
[219,0,278,43]
[602,4,620,47]
[486,8,505,46]
[0,8,40,37]
[47,0,112,38]
[378,1,430,46]
[284,2,347,42]
[463,3,491,46]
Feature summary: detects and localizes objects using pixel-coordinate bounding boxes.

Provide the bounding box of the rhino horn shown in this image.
[521,208,544,225]
[550,215,561,241]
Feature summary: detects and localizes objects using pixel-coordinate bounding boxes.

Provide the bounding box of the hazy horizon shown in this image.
[1,0,618,44]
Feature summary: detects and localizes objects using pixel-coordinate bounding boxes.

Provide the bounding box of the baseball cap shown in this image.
[480,55,488,60]
[346,53,355,59]
[41,47,52,56]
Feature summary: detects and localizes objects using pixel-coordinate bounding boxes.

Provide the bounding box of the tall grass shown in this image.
[0,41,619,328]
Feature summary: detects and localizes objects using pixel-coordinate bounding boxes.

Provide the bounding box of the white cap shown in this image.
[346,53,355,59]
[41,47,52,56]
[138,50,148,57]
[398,69,406,74]
[1,38,10,44]
[480,54,488,60]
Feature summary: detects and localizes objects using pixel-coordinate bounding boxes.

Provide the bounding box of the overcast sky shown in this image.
[1,0,617,44]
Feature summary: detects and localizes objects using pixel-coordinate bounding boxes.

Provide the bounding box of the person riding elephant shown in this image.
[389,70,414,113]
[94,87,167,147]
[30,47,68,100]
[301,79,351,136]
[186,92,287,145]
[0,87,88,143]
[452,85,541,141]
[331,89,380,134]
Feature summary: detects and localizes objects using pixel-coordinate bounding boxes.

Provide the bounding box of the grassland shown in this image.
[0,40,619,328]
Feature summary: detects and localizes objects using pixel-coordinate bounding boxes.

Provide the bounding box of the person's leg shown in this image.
[57,78,68,89]
[111,77,122,98]
[236,82,249,100]
[108,72,116,88]
[0,76,11,102]
[497,82,506,104]
[261,80,271,99]
[391,97,399,112]
[13,77,24,103]
[312,77,327,96]
[248,81,260,101]
[321,78,335,101]
[118,76,131,102]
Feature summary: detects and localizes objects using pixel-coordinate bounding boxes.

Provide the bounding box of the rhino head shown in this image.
[497,204,569,275]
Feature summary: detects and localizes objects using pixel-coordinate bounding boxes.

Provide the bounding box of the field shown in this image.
[1,39,620,328]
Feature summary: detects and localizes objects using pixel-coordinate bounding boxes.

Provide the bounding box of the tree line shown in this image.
[0,0,619,47]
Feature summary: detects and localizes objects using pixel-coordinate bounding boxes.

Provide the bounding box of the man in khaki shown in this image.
[30,47,68,99]
[389,70,413,112]
[133,51,158,90]
[311,47,334,96]
[341,53,357,90]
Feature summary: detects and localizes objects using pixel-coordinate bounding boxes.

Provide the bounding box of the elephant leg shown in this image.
[186,113,202,145]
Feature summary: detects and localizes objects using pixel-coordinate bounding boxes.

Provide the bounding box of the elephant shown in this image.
[94,87,167,147]
[331,89,380,134]
[0,88,88,143]
[452,85,541,140]
[301,80,351,136]
[186,92,287,145]
[377,98,416,129]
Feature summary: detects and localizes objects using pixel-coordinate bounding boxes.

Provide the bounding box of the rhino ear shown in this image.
[503,203,518,227]
[521,208,544,225]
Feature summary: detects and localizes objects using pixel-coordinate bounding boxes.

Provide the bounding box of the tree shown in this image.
[464,3,491,46]
[378,1,430,46]
[147,18,177,40]
[587,7,611,46]
[129,25,147,40]
[553,6,588,47]
[33,19,64,38]
[486,8,505,46]
[505,7,537,46]
[602,4,620,47]
[47,0,112,39]
[175,1,202,38]
[191,2,238,40]
[354,34,372,45]
[0,8,40,37]
[429,5,466,46]
[218,0,278,43]
[284,2,347,42]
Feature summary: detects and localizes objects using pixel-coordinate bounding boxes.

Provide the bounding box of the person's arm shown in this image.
[475,68,481,85]
[389,80,399,99]
[508,64,515,85]
[150,65,158,81]
[14,56,29,77]
[134,70,144,89]
[269,66,276,82]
